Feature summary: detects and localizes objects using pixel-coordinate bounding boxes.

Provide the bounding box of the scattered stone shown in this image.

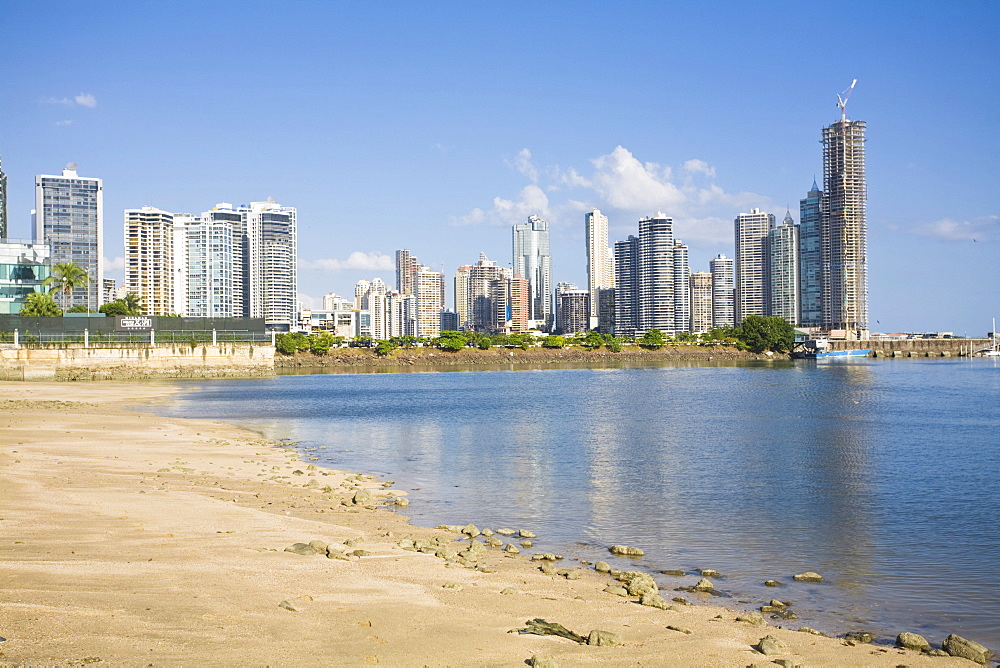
[278,599,300,612]
[692,578,715,592]
[640,592,670,609]
[895,632,931,652]
[797,627,827,637]
[496,528,516,536]
[436,524,465,533]
[661,569,686,577]
[942,634,992,664]
[284,543,318,556]
[520,540,533,548]
[462,523,480,538]
[501,587,518,595]
[666,625,692,635]
[292,470,304,475]
[485,536,503,548]
[564,570,581,580]
[603,585,628,597]
[736,611,767,627]
[393,497,409,508]
[529,655,558,668]
[773,660,794,668]
[308,540,328,553]
[503,544,520,554]
[768,599,788,609]
[609,545,643,557]
[475,564,496,573]
[772,610,798,620]
[792,571,824,582]
[618,571,658,597]
[927,649,949,657]
[442,582,463,591]
[586,629,621,647]
[480,528,493,537]
[519,529,536,539]
[326,550,350,561]
[844,631,875,644]
[698,568,722,578]
[755,635,788,655]
[352,489,373,505]
[513,619,587,644]
[672,597,689,605]
[539,562,557,575]
[594,561,611,573]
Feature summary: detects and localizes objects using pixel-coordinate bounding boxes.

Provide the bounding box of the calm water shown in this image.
[157,358,1000,651]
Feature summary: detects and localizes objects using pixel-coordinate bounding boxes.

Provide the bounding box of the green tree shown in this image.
[581,330,604,350]
[436,330,469,352]
[542,334,565,349]
[477,336,493,350]
[122,292,144,315]
[605,336,623,353]
[99,300,130,316]
[390,334,418,348]
[735,315,795,353]
[639,329,666,350]
[275,332,309,355]
[374,340,398,357]
[43,261,90,310]
[66,304,92,313]
[19,292,63,317]
[308,331,335,355]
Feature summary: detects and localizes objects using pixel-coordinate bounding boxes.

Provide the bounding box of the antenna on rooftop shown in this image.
[836,79,858,120]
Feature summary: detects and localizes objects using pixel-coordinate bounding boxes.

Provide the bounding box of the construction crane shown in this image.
[837,79,858,120]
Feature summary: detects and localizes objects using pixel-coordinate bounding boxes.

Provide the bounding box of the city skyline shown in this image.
[1,2,997,336]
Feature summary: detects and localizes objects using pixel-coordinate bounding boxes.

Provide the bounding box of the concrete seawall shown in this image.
[0,343,275,381]
[825,339,991,357]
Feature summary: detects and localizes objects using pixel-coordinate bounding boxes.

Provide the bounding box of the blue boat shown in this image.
[814,348,872,359]
[792,337,871,359]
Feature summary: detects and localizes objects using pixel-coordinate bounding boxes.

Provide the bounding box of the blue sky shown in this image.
[2,0,997,335]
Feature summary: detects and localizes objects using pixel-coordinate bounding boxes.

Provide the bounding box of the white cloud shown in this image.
[41,93,97,108]
[74,93,97,108]
[54,119,74,127]
[590,146,684,212]
[507,148,539,183]
[302,251,394,272]
[297,293,320,310]
[454,185,550,228]
[910,215,998,242]
[103,256,125,272]
[683,158,716,178]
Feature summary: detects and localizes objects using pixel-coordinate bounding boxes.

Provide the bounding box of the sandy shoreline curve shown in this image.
[0,380,978,666]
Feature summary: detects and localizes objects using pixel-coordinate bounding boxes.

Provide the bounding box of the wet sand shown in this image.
[0,381,977,666]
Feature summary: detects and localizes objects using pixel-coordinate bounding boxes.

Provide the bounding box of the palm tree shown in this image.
[44,262,90,310]
[19,291,63,317]
[122,292,144,316]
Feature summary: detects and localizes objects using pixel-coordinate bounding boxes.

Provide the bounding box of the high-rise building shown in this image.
[509,274,530,333]
[414,266,445,338]
[35,165,104,310]
[0,155,8,240]
[512,215,552,329]
[102,278,117,305]
[557,288,590,334]
[597,287,616,336]
[639,212,674,334]
[768,211,800,325]
[585,209,613,329]
[354,279,371,311]
[798,180,825,327]
[822,113,868,335]
[613,235,640,337]
[709,253,734,328]
[734,208,774,324]
[673,241,690,334]
[184,215,234,318]
[323,292,352,311]
[453,265,471,329]
[395,249,419,296]
[124,206,182,315]
[462,253,507,332]
[0,241,49,314]
[689,272,713,334]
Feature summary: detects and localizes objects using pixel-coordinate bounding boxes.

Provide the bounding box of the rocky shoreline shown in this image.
[275,343,783,370]
[0,380,990,666]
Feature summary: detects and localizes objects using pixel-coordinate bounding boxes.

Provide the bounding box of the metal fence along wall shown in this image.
[0,315,271,344]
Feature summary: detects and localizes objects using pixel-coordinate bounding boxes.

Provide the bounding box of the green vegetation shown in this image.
[580,330,604,350]
[605,336,623,352]
[734,315,795,353]
[374,340,398,357]
[436,330,470,352]
[43,261,90,310]
[18,292,63,317]
[542,334,565,349]
[99,292,144,316]
[638,329,666,350]
[275,332,308,355]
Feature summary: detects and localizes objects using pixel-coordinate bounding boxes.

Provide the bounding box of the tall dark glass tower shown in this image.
[798,179,825,327]
[0,155,8,240]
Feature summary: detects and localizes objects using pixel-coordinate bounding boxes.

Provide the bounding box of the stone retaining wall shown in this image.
[0,343,275,381]
[826,339,990,357]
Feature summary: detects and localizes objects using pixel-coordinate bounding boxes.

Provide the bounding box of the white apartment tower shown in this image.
[689,271,713,334]
[673,241,690,334]
[35,165,104,310]
[414,266,445,338]
[709,253,734,328]
[124,206,184,315]
[585,209,613,329]
[182,214,234,318]
[734,208,774,324]
[638,212,674,334]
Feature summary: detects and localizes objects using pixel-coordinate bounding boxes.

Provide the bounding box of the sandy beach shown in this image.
[0,380,981,666]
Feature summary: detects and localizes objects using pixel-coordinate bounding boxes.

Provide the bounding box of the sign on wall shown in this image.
[115,316,154,331]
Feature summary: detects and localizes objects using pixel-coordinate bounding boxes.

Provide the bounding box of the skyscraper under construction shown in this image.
[821,81,868,336]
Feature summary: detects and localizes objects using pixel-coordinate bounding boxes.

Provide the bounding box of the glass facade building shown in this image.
[0,241,50,314]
